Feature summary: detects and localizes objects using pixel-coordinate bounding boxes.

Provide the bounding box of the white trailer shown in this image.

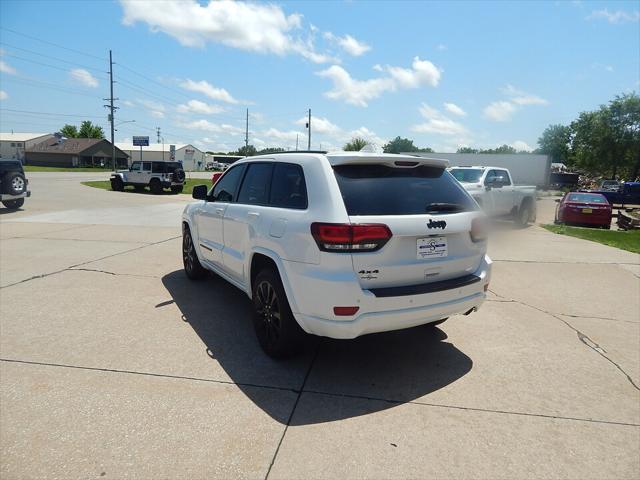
[408,153,550,188]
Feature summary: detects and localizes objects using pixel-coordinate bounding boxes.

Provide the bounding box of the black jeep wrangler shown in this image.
[0,160,31,210]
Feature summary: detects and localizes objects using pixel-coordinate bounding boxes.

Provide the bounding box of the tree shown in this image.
[569,93,639,178]
[60,121,104,139]
[537,124,571,164]
[344,137,368,151]
[479,144,517,154]
[257,147,287,154]
[236,144,257,156]
[457,147,478,154]
[383,136,416,153]
[60,124,79,138]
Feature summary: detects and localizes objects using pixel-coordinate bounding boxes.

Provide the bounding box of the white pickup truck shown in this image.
[449,166,537,226]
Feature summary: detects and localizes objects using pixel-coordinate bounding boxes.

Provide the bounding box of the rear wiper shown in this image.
[425,202,464,213]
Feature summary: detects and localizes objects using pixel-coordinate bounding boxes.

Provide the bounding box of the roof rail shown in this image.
[259,150,328,155]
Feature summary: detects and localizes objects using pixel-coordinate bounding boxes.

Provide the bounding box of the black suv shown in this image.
[0,160,31,209]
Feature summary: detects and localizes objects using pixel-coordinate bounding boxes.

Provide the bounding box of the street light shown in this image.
[114,119,135,131]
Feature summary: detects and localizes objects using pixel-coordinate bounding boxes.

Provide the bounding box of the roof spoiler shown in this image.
[326,152,449,168]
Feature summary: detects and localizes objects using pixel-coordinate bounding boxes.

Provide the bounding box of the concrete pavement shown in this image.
[1,173,638,479]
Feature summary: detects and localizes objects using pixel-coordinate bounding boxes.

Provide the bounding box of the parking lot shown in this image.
[1,172,639,479]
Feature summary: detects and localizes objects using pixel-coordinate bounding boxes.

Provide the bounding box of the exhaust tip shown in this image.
[463,307,476,316]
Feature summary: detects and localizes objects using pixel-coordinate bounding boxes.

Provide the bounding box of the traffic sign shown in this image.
[132,136,149,147]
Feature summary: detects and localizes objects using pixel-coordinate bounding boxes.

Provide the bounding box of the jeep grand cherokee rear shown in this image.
[182,152,491,357]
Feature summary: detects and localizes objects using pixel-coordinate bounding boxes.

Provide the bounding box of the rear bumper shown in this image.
[560,211,611,226]
[0,191,31,201]
[286,254,491,339]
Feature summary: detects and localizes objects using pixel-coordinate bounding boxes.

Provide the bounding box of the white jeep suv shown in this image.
[111,160,186,194]
[182,152,492,357]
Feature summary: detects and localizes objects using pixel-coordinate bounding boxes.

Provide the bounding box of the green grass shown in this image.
[82,180,204,196]
[542,224,640,254]
[24,165,114,172]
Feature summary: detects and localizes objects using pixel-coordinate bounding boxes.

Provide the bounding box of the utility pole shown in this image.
[307,108,311,151]
[296,134,299,151]
[156,127,161,144]
[105,50,117,171]
[245,108,249,150]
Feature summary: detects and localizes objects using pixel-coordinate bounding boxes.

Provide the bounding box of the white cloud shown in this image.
[502,84,548,106]
[587,9,640,24]
[177,99,226,115]
[383,56,441,88]
[150,110,165,118]
[317,56,441,107]
[347,126,386,147]
[295,116,340,135]
[0,60,16,75]
[179,119,244,135]
[443,102,466,117]
[511,140,532,152]
[0,90,7,100]
[484,85,548,121]
[483,101,517,122]
[137,98,165,118]
[436,44,448,51]
[120,0,332,63]
[324,32,370,56]
[260,127,305,143]
[69,68,99,88]
[180,79,239,104]
[411,103,469,136]
[122,100,135,107]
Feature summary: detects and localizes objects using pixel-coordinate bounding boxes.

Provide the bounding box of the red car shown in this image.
[211,172,223,185]
[555,192,612,229]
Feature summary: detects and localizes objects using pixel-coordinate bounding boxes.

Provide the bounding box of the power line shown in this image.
[3,53,109,76]
[0,108,104,119]
[0,42,107,74]
[1,77,102,98]
[0,27,106,61]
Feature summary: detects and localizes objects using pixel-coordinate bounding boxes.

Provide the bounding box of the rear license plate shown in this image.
[582,208,592,214]
[417,236,448,259]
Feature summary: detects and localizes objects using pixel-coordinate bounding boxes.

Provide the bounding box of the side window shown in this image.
[498,170,511,185]
[238,163,274,205]
[130,162,141,171]
[269,163,308,209]
[152,162,163,173]
[484,170,497,185]
[142,162,152,171]
[212,164,246,202]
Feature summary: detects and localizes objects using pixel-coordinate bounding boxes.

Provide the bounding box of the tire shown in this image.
[150,178,163,194]
[182,225,207,280]
[110,177,124,191]
[4,173,26,195]
[2,198,24,209]
[173,168,186,182]
[252,268,305,358]
[171,185,183,194]
[515,202,531,227]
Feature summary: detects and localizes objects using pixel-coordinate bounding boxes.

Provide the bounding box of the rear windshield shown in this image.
[567,193,608,203]
[333,164,478,216]
[450,168,483,183]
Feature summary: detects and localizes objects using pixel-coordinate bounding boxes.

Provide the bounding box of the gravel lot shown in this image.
[1,172,638,479]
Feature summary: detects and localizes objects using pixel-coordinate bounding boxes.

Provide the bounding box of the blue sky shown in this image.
[0,0,638,153]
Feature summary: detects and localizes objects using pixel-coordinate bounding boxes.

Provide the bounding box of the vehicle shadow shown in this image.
[0,207,23,215]
[161,269,473,425]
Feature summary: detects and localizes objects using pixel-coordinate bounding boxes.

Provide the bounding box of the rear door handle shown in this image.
[215,208,224,215]
[247,211,260,219]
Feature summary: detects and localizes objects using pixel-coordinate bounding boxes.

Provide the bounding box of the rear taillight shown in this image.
[470,217,488,243]
[310,223,392,252]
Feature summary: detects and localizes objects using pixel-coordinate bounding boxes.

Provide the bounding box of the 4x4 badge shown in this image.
[427,219,446,229]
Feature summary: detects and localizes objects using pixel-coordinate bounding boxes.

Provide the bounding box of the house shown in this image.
[0,132,55,162]
[115,143,206,171]
[26,138,129,168]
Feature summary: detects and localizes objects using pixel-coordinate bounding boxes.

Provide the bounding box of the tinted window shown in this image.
[142,162,152,171]
[238,163,273,205]
[333,164,478,215]
[450,168,483,183]
[212,164,246,202]
[269,163,307,209]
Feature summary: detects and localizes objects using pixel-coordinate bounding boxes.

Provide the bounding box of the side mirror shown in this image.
[192,184,208,200]
[555,199,561,203]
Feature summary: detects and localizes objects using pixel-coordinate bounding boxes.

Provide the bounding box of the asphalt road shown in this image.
[1,172,639,479]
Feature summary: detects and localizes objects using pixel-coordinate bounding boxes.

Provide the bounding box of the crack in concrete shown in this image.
[68,268,160,279]
[488,289,639,391]
[2,356,638,429]
[0,235,179,289]
[8,236,155,244]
